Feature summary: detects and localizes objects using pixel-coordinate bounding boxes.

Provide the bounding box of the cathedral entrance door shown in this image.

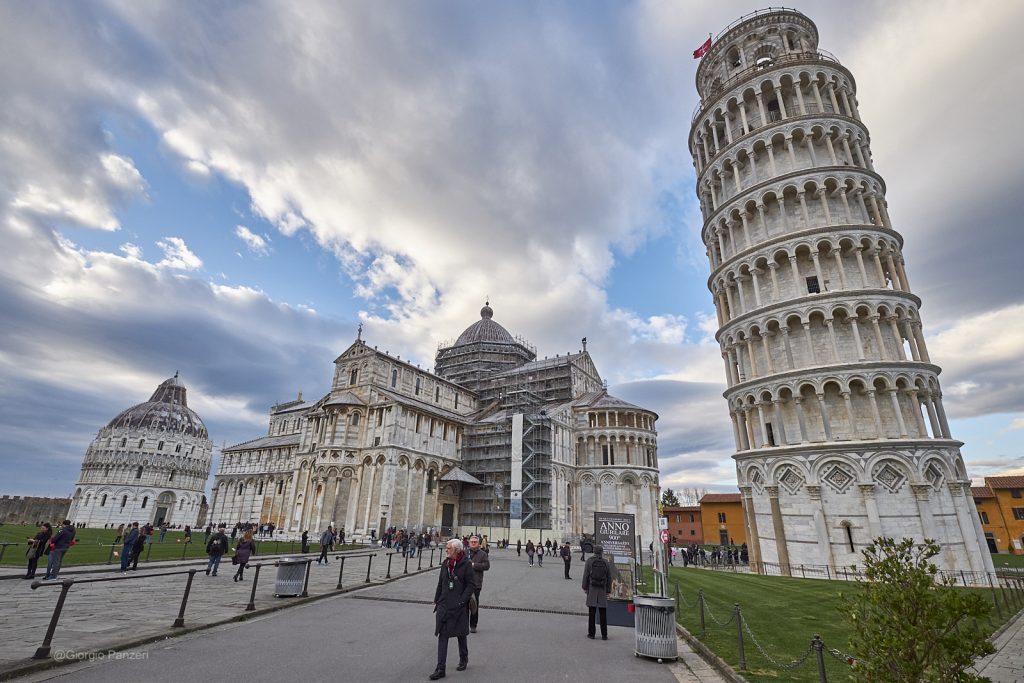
[155,507,168,526]
[441,503,454,536]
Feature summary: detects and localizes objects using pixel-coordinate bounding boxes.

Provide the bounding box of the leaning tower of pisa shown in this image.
[691,9,992,575]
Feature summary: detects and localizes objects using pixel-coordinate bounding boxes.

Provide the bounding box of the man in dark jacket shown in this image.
[44,520,76,580]
[560,541,572,579]
[206,525,229,576]
[582,545,612,640]
[467,535,490,633]
[120,523,139,573]
[431,539,475,680]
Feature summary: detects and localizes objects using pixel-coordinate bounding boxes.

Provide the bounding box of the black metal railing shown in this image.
[30,568,199,659]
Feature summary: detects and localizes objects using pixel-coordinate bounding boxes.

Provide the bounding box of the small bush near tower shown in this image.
[838,537,994,682]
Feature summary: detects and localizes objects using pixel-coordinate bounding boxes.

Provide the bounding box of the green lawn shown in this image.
[641,565,1022,683]
[992,553,1024,569]
[0,524,363,568]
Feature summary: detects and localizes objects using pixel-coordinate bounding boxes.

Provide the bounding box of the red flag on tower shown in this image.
[693,35,712,59]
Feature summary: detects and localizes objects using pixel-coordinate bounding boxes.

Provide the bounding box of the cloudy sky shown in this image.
[2,0,1023,498]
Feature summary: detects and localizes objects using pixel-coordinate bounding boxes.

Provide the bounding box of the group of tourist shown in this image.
[23,519,76,580]
[670,543,748,567]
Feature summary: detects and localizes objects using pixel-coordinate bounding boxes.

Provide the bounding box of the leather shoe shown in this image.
[470,626,476,633]
[586,634,595,640]
[456,660,467,671]
[602,635,608,640]
[429,667,445,680]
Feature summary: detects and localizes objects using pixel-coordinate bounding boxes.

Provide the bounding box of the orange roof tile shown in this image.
[971,486,994,498]
[700,493,742,503]
[986,476,1024,489]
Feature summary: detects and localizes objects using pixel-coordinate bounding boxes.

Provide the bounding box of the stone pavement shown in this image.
[975,608,1024,683]
[0,547,436,676]
[5,548,727,683]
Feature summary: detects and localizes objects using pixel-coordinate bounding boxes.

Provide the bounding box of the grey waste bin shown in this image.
[633,595,678,662]
[274,558,306,597]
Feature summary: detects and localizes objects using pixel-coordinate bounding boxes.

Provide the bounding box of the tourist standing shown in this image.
[430,539,474,680]
[206,525,229,576]
[525,540,535,566]
[516,539,522,557]
[232,530,256,582]
[130,525,147,570]
[467,535,490,634]
[560,541,572,580]
[301,530,310,554]
[113,523,125,545]
[582,545,611,640]
[44,520,76,580]
[25,522,51,579]
[120,522,139,573]
[158,524,168,543]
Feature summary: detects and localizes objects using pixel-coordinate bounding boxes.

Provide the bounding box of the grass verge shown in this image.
[639,565,1022,683]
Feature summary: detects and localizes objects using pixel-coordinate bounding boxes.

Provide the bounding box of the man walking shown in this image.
[317,525,334,564]
[582,545,611,640]
[467,535,490,634]
[45,520,76,580]
[560,541,572,579]
[516,539,521,557]
[537,542,544,567]
[525,540,535,566]
[206,524,229,576]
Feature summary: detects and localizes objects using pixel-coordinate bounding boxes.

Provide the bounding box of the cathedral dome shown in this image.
[105,373,208,438]
[454,302,516,346]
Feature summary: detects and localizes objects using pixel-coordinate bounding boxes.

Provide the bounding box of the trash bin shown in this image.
[633,595,678,662]
[274,558,306,597]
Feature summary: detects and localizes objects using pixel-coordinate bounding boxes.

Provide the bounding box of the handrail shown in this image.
[691,49,844,129]
[710,6,806,45]
[29,568,199,659]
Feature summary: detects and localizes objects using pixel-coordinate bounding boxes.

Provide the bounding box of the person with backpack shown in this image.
[206,524,229,576]
[581,545,612,640]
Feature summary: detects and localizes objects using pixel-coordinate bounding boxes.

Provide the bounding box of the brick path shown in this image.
[975,608,1024,683]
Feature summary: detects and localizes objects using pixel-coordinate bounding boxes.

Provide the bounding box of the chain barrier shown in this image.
[740,614,815,670]
[827,647,858,667]
[702,597,735,627]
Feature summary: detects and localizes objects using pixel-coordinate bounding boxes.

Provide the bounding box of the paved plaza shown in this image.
[1,548,723,682]
[3,547,1019,682]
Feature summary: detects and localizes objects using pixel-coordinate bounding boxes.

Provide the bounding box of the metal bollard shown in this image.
[419,550,424,571]
[181,540,190,560]
[146,541,154,563]
[734,604,745,671]
[172,569,197,627]
[107,543,116,565]
[301,559,312,597]
[31,580,74,658]
[0,543,8,564]
[800,564,806,579]
[336,557,347,590]
[386,552,394,579]
[825,565,830,581]
[245,564,261,611]
[365,554,374,583]
[812,635,827,682]
[698,590,706,637]
[404,551,410,575]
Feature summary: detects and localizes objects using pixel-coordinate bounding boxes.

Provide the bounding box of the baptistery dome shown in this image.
[106,374,209,438]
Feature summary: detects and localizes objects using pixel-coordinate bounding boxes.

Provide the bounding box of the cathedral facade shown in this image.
[69,374,213,528]
[209,304,661,543]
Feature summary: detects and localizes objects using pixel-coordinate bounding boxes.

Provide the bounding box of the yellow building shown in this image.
[699,492,746,547]
[979,476,1024,555]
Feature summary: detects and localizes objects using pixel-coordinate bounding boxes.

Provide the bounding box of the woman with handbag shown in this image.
[232,530,257,582]
[24,522,51,579]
